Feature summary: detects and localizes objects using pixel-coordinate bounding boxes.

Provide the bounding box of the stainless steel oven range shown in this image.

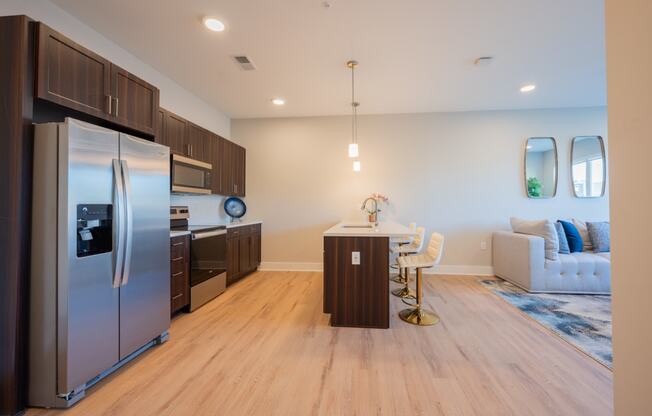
[171,206,227,311]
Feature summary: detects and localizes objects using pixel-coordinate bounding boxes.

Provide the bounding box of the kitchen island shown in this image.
[323,221,416,328]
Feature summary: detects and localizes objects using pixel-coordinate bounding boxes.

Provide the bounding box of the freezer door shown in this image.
[118,133,171,359]
[57,119,121,394]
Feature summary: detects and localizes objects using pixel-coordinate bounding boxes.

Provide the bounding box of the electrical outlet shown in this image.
[480,241,487,250]
[351,251,360,265]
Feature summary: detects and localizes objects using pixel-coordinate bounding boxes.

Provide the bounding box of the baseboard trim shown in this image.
[259,262,323,272]
[259,262,493,276]
[422,265,495,276]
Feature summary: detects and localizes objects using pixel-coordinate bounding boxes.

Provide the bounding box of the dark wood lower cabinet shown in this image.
[323,236,390,329]
[170,235,190,314]
[227,224,261,285]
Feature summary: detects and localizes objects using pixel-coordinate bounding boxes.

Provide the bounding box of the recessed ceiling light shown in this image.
[272,98,285,106]
[202,17,225,32]
[520,84,536,93]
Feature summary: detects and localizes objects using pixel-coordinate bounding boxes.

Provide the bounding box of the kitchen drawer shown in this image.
[170,237,186,258]
[171,270,185,295]
[227,228,242,240]
[171,257,185,275]
[170,234,190,314]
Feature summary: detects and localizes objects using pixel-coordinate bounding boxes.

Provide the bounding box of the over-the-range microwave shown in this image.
[171,154,212,194]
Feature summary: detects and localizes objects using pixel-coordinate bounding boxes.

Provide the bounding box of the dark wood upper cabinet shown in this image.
[157,107,246,197]
[234,144,246,197]
[35,22,159,136]
[155,108,166,146]
[218,140,246,197]
[110,65,158,135]
[210,134,224,195]
[36,22,111,119]
[164,110,187,156]
[187,123,212,163]
[220,139,235,196]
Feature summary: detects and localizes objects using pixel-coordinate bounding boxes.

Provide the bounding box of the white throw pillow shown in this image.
[572,218,594,252]
[510,217,560,261]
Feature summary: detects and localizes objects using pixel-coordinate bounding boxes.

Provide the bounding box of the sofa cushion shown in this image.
[555,222,570,254]
[587,221,610,252]
[510,217,559,261]
[572,219,594,252]
[542,252,611,293]
[559,220,583,253]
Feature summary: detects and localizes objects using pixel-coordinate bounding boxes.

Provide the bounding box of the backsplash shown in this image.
[170,194,232,225]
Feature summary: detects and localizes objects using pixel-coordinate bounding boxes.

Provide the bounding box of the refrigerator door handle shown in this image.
[120,159,134,286]
[112,159,126,288]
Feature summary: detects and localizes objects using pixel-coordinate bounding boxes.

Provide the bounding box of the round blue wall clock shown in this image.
[224,197,247,222]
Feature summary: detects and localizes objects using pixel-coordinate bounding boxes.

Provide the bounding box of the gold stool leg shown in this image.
[391,266,415,298]
[399,268,439,326]
[391,253,408,283]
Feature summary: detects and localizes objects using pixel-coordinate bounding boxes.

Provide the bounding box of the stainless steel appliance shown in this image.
[171,154,212,194]
[29,118,171,408]
[170,206,227,311]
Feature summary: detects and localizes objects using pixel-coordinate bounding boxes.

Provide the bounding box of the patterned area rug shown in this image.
[481,279,612,368]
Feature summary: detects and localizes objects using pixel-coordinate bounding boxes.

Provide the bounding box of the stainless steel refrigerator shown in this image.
[29,118,171,408]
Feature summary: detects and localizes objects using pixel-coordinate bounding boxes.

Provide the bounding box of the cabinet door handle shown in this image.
[172,242,184,247]
[114,97,119,117]
[172,271,184,277]
[172,293,183,300]
[107,95,112,114]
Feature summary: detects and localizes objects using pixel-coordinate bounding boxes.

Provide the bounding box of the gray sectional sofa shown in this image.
[493,231,611,294]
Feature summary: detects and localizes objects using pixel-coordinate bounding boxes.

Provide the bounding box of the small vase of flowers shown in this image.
[362,193,389,224]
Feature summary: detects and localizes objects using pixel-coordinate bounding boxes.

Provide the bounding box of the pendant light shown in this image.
[347,60,361,171]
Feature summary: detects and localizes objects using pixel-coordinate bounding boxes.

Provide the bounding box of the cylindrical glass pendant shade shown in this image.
[348,143,359,158]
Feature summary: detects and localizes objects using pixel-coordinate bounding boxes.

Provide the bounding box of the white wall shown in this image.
[233,107,609,273]
[606,0,652,413]
[0,0,230,138]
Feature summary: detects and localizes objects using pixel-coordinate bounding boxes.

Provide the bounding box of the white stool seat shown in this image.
[397,233,444,269]
[398,253,434,268]
[391,227,425,254]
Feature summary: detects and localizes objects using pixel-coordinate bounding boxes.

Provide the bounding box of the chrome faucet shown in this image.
[361,197,379,225]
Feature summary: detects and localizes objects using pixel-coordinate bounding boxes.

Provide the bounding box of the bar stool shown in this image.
[397,232,445,326]
[390,227,425,296]
[390,222,417,283]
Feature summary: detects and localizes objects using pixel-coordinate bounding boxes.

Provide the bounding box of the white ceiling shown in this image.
[52,0,606,119]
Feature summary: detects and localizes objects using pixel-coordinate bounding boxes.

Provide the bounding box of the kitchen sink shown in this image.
[341,224,374,229]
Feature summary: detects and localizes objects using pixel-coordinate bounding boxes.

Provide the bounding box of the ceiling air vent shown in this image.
[233,55,256,71]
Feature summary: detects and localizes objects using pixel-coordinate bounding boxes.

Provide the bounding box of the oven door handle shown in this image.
[192,229,227,240]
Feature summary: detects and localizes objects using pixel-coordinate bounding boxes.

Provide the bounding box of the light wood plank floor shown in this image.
[28,272,613,416]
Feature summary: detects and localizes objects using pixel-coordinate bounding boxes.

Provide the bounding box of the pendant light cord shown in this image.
[351,63,356,145]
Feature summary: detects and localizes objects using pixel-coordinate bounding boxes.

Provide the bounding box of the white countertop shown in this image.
[226,220,262,229]
[323,221,416,238]
[170,220,262,238]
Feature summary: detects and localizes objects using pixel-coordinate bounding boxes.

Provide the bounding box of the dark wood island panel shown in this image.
[323,236,390,329]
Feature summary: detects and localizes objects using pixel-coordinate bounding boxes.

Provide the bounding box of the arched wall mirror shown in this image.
[571,136,606,198]
[524,137,558,198]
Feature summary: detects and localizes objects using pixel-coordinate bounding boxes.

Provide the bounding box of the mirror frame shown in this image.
[571,135,606,198]
[524,137,558,199]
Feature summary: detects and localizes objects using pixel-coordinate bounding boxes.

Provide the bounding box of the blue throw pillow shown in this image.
[555,222,570,254]
[559,220,583,253]
[587,222,610,252]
